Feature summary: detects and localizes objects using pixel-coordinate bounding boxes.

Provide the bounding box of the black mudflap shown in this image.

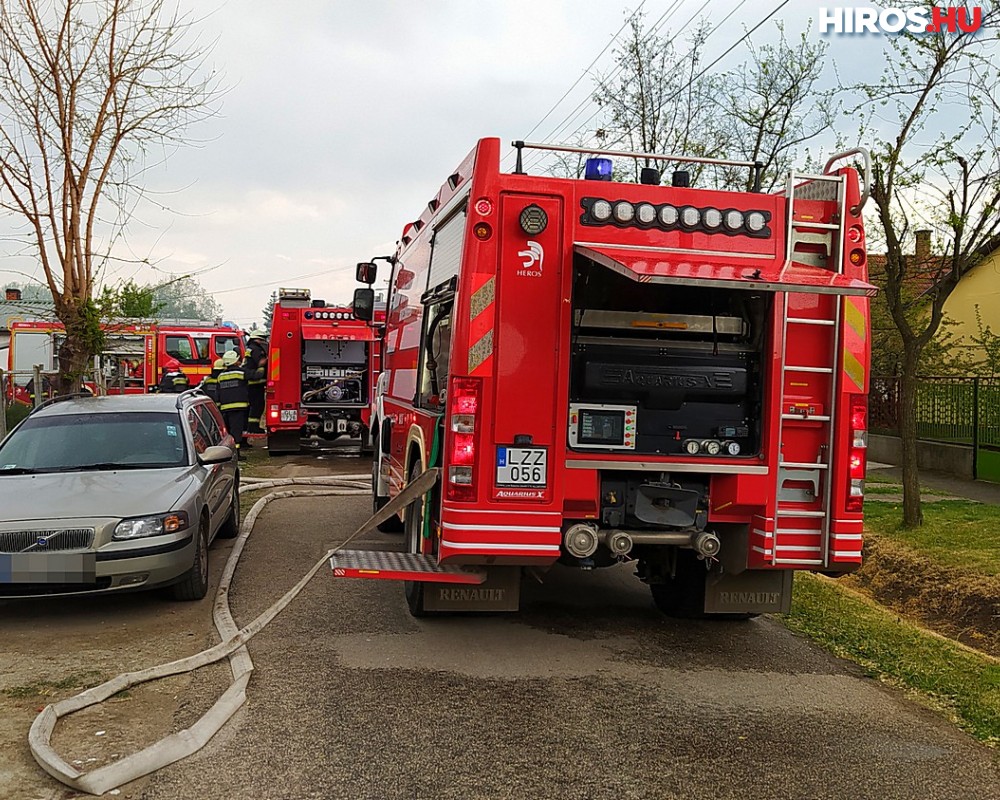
[422,566,521,612]
[704,568,793,615]
[267,430,302,455]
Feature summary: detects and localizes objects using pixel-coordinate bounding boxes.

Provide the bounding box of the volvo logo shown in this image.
[35,536,49,549]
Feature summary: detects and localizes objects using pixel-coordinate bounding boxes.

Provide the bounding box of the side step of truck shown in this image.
[331,550,486,584]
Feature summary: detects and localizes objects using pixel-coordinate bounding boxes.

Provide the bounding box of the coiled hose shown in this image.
[28,469,437,796]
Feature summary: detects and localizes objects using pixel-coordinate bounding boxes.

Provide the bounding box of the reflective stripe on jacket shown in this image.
[159,371,190,393]
[217,367,250,410]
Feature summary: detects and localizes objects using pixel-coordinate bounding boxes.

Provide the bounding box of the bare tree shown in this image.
[859,3,1000,526]
[592,16,832,190]
[0,0,219,390]
[592,15,728,184]
[713,24,835,192]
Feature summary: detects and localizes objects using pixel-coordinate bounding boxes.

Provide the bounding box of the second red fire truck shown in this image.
[5,319,242,402]
[337,137,874,619]
[264,288,383,454]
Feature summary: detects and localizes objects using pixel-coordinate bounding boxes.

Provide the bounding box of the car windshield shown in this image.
[0,411,187,472]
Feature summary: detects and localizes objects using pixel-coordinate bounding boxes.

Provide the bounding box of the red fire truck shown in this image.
[264,288,383,455]
[336,137,874,619]
[5,319,243,402]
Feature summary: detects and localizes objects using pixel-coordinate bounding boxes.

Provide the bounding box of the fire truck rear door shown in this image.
[490,195,564,501]
[574,244,877,296]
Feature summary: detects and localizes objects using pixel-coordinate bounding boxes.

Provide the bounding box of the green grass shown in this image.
[864,501,1000,575]
[781,573,1000,746]
[864,484,904,495]
[2,670,106,699]
[864,472,900,485]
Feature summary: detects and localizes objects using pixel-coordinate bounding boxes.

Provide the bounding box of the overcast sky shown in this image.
[0,1,932,325]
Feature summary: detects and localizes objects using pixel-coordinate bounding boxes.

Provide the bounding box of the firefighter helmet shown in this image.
[163,358,181,372]
[222,350,240,366]
[213,358,225,370]
[247,329,268,341]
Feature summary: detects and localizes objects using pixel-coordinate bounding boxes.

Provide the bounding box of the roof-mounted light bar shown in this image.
[512,140,765,192]
[278,288,311,301]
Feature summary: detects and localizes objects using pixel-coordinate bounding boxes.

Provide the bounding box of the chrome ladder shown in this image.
[772,168,848,568]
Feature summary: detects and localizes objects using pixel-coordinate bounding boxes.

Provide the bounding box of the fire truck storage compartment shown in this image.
[570,255,769,457]
[301,339,368,405]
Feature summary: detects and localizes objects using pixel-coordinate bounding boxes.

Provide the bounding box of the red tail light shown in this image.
[846,394,867,512]
[446,377,481,502]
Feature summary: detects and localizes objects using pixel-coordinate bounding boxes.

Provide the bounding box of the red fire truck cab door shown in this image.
[574,244,877,297]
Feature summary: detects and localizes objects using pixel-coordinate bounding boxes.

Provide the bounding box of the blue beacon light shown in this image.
[584,157,613,182]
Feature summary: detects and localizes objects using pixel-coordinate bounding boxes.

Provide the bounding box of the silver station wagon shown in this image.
[0,392,239,600]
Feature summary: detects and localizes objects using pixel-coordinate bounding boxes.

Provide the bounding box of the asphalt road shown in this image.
[130,481,1000,800]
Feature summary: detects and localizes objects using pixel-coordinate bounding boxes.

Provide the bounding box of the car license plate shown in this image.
[496,447,547,487]
[280,409,297,422]
[0,553,96,583]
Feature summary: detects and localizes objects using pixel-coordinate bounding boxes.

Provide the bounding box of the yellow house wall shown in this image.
[942,248,1000,357]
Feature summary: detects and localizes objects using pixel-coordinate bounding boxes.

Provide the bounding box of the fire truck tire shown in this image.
[360,424,374,456]
[649,551,756,621]
[374,465,403,534]
[372,434,403,533]
[217,476,241,539]
[403,462,436,616]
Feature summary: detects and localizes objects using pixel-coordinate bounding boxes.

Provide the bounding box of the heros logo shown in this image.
[817,6,983,34]
[516,240,543,277]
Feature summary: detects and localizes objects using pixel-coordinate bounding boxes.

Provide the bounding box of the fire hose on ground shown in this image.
[27,468,439,797]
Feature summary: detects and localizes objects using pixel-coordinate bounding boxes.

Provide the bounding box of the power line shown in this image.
[665,0,791,108]
[504,1,681,171]
[179,265,349,300]
[520,0,702,171]
[518,0,649,143]
[523,0,769,173]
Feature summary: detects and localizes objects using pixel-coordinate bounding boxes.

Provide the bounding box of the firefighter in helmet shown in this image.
[245,329,269,434]
[217,349,251,457]
[158,358,190,393]
[200,357,225,404]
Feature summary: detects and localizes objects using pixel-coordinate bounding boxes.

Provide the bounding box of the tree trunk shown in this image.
[55,303,99,395]
[897,354,923,528]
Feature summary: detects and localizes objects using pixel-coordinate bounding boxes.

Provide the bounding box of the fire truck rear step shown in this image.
[787,317,836,326]
[331,550,487,584]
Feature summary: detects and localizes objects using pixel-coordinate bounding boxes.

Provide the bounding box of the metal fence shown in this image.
[871,375,1000,480]
[1,366,105,440]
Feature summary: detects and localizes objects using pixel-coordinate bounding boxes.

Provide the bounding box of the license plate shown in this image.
[496,447,547,487]
[280,409,297,422]
[0,552,96,583]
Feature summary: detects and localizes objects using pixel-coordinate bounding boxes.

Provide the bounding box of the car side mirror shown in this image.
[199,445,234,465]
[353,288,375,321]
[356,262,377,285]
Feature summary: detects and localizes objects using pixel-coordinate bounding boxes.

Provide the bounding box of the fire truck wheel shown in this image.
[360,424,374,456]
[373,444,403,533]
[649,551,756,621]
[217,476,241,539]
[403,462,435,616]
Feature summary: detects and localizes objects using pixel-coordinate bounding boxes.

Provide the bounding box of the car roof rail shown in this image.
[28,392,95,416]
[174,387,206,409]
